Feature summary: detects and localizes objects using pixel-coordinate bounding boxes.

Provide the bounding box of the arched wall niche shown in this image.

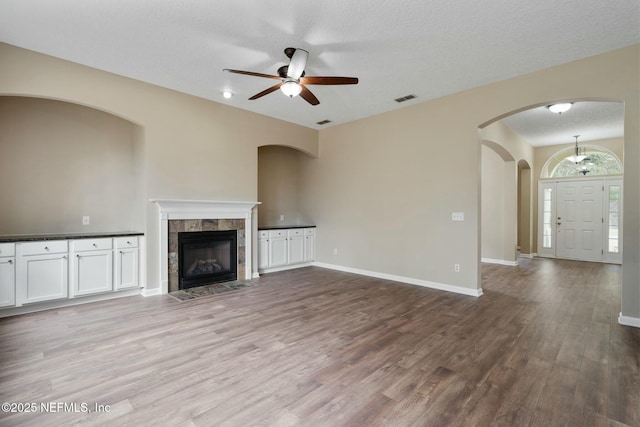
[0,95,146,234]
[257,144,316,227]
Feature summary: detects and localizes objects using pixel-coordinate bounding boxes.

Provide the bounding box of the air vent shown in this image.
[394,94,417,103]
[316,119,332,125]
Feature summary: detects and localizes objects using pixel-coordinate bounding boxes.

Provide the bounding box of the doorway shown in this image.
[537,177,622,263]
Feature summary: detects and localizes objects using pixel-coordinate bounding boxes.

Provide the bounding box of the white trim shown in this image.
[259,262,313,274]
[141,287,162,297]
[618,313,640,328]
[481,257,519,266]
[0,289,141,318]
[150,199,260,294]
[313,262,483,297]
[252,272,261,279]
[519,253,535,259]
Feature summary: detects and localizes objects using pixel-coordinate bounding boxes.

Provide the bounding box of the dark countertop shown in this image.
[258,225,316,230]
[0,231,144,243]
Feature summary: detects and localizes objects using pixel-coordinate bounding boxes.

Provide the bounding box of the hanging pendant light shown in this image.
[566,135,587,163]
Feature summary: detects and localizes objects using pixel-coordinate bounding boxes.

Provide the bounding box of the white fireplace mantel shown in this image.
[151,199,260,294]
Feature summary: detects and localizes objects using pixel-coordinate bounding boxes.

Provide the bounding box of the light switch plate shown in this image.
[452,212,464,221]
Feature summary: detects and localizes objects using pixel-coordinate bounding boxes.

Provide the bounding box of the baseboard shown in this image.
[618,312,640,328]
[259,262,313,275]
[313,262,483,297]
[481,258,519,266]
[519,253,535,259]
[141,287,162,297]
[252,272,261,279]
[0,289,142,318]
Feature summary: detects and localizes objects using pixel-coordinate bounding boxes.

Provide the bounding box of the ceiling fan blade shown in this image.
[299,84,319,106]
[249,83,283,100]
[300,76,359,85]
[223,69,282,80]
[286,48,309,80]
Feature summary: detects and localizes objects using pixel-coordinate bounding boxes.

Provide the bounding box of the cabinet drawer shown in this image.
[73,238,113,252]
[304,228,316,236]
[268,229,287,238]
[0,243,15,257]
[258,230,269,239]
[115,236,138,248]
[20,240,67,256]
[288,229,304,237]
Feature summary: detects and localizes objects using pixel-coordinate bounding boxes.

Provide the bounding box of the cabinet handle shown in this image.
[120,251,124,254]
[77,254,80,258]
[62,256,67,260]
[7,260,12,264]
[127,241,131,245]
[44,246,49,251]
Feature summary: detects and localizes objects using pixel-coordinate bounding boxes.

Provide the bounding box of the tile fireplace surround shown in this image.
[151,199,259,295]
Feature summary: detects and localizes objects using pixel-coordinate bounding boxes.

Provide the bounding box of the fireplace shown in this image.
[178,230,237,289]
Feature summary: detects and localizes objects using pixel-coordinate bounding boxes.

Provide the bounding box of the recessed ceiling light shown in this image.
[222,91,233,99]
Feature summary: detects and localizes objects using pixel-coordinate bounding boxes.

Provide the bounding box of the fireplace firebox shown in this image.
[178,230,237,289]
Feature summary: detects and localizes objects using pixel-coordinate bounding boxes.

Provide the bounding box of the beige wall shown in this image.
[0,42,318,290]
[0,96,139,234]
[257,145,313,227]
[300,45,639,320]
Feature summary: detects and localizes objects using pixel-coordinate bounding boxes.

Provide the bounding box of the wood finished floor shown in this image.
[0,258,638,426]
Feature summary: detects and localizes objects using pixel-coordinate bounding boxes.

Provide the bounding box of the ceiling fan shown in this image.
[224,47,358,106]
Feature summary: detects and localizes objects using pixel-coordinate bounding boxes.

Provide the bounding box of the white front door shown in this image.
[555,180,603,262]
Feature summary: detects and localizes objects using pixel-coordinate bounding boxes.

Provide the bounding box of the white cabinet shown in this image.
[258,231,270,270]
[304,228,316,262]
[17,241,68,305]
[258,227,316,273]
[288,229,305,265]
[0,243,16,308]
[1,234,143,315]
[114,237,139,290]
[70,238,113,297]
[269,230,288,268]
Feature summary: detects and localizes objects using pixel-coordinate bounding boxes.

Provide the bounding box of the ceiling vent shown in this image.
[394,94,417,103]
[316,119,332,125]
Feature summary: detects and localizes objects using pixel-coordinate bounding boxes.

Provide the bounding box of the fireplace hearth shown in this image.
[178,230,237,289]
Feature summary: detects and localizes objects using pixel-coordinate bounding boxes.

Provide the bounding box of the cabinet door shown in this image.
[269,237,288,267]
[258,238,269,270]
[0,257,15,307]
[72,250,113,296]
[304,235,316,262]
[288,235,305,264]
[115,248,138,290]
[20,254,68,304]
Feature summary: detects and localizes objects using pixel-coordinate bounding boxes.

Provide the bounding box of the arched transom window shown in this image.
[541,145,623,178]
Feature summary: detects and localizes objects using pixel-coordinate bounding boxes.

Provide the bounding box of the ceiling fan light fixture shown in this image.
[547,103,573,114]
[281,80,302,98]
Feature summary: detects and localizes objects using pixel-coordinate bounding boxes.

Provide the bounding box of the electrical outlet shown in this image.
[82,216,90,225]
[452,212,464,221]
[280,214,285,221]
[454,264,460,272]
[333,248,338,255]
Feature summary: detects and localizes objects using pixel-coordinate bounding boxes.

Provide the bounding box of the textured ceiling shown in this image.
[0,0,638,139]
